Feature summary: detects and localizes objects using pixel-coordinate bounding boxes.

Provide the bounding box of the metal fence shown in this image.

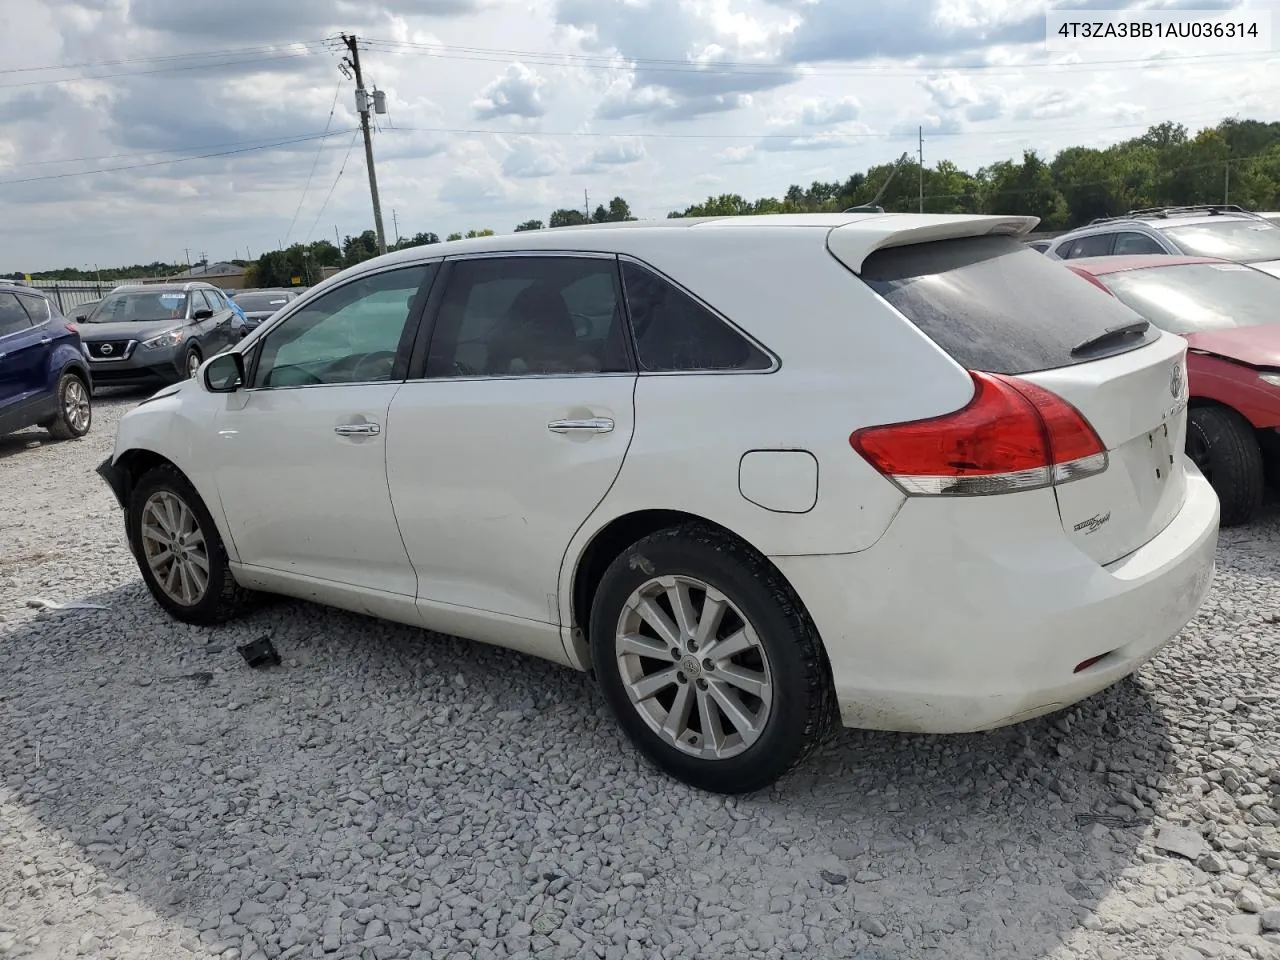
[26,280,118,314]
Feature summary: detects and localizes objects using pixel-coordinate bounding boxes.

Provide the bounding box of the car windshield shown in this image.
[1099,262,1280,334]
[235,292,292,312]
[1160,218,1280,263]
[88,291,188,323]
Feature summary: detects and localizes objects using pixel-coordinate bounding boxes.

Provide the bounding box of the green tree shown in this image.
[549,208,588,228]
[515,219,544,232]
[391,232,440,251]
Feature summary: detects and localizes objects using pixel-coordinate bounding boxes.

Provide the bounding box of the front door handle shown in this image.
[334,422,380,437]
[39,337,51,345]
[548,417,614,434]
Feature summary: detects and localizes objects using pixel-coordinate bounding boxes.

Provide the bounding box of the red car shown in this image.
[1065,255,1280,525]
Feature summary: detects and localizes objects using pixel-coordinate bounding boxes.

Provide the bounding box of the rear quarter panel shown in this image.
[559,227,977,625]
[1189,352,1280,428]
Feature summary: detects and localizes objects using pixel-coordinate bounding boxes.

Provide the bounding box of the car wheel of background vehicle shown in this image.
[45,372,92,440]
[185,348,203,379]
[128,464,252,624]
[1187,405,1264,527]
[589,523,835,794]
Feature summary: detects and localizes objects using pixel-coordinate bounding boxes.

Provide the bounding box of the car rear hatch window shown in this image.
[1161,219,1280,263]
[857,234,1160,375]
[848,233,1189,566]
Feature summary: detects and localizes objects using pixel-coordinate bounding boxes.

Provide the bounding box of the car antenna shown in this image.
[844,151,911,214]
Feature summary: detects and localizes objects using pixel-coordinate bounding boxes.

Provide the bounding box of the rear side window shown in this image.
[860,235,1160,374]
[0,292,32,337]
[17,294,51,324]
[620,261,772,372]
[1061,233,1114,258]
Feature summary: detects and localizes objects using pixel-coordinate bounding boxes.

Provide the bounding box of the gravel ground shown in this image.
[1,393,1278,960]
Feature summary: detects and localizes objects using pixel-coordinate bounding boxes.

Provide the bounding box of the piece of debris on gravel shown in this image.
[1,396,1279,960]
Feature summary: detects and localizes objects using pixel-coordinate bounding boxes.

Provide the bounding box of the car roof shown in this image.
[339,213,1039,283]
[1065,255,1228,276]
[110,282,210,293]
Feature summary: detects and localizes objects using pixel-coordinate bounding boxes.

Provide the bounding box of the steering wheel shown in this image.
[570,311,600,339]
[350,350,397,381]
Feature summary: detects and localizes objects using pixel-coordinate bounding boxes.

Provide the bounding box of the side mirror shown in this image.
[192,308,214,320]
[203,352,245,393]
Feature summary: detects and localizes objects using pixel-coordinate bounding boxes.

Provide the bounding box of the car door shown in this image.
[210,262,437,603]
[0,292,47,425]
[384,253,637,643]
[205,288,240,350]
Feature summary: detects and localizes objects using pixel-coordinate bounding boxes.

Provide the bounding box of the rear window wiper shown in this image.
[1071,318,1150,357]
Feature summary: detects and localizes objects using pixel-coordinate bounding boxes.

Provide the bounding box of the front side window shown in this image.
[424,256,631,378]
[0,292,32,337]
[621,261,773,372]
[17,294,51,324]
[253,264,433,388]
[90,291,189,324]
[1112,232,1165,255]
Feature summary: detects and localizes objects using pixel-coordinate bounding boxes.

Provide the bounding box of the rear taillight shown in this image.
[64,322,78,334]
[850,371,1108,496]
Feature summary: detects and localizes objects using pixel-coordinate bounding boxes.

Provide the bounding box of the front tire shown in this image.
[46,372,92,440]
[128,465,251,624]
[184,347,203,380]
[1187,406,1264,527]
[589,524,835,794]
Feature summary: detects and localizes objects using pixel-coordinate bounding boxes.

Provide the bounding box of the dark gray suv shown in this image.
[78,282,243,387]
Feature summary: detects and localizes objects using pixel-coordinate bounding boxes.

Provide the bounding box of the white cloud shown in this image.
[472,63,548,120]
[0,0,1275,268]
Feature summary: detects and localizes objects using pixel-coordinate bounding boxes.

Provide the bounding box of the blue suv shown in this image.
[0,282,94,440]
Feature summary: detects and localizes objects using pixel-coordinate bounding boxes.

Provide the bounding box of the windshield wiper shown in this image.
[1071,318,1150,357]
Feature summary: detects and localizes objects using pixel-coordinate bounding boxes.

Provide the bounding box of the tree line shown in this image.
[9,117,1278,285]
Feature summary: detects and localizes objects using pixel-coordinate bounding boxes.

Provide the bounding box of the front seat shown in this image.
[488,282,579,374]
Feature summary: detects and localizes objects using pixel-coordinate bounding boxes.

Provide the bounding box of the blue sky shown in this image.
[0,0,1277,270]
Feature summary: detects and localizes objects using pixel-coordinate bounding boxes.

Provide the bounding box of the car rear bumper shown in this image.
[773,470,1219,734]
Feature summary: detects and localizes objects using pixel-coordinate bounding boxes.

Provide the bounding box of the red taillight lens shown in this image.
[850,371,1107,496]
[65,322,78,334]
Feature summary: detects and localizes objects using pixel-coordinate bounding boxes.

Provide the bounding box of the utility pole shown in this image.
[584,190,590,221]
[392,208,400,245]
[918,125,924,214]
[1224,155,1230,204]
[335,225,342,248]
[341,33,387,256]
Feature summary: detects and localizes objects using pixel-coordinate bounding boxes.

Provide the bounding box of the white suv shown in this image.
[97,213,1219,793]
[1045,205,1280,277]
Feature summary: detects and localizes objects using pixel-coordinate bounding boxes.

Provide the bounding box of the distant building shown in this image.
[143,261,247,289]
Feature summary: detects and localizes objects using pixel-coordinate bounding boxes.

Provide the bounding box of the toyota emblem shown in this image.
[100,343,113,356]
[1170,362,1184,398]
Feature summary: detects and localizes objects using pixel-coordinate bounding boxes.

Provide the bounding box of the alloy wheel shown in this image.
[63,378,90,434]
[614,574,773,760]
[139,490,210,606]
[186,353,201,378]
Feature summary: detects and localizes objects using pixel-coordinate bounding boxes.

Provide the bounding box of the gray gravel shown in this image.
[1,394,1278,960]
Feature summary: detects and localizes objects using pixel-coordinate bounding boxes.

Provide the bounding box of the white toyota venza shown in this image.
[98,213,1220,794]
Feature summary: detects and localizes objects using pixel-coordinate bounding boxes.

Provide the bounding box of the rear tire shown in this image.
[184,347,203,380]
[1187,405,1264,527]
[45,371,92,440]
[128,465,252,624]
[589,523,835,794]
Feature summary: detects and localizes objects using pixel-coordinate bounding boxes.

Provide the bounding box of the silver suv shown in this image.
[1045,205,1280,278]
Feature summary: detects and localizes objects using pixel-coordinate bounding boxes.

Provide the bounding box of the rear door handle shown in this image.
[548,417,614,434]
[334,422,380,436]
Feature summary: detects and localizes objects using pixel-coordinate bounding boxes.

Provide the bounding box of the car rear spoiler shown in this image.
[827,214,1041,273]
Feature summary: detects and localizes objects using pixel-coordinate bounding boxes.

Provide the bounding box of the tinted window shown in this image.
[254,265,433,388]
[1112,232,1165,255]
[1162,219,1280,263]
[235,292,293,312]
[425,256,631,377]
[17,294,51,324]
[1099,262,1280,334]
[1062,233,1114,258]
[860,235,1160,374]
[0,293,32,337]
[91,291,189,323]
[621,261,772,372]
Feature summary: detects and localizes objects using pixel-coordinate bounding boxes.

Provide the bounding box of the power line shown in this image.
[3,130,346,169]
[305,131,361,244]
[0,130,356,187]
[360,37,1278,78]
[0,46,333,89]
[284,77,345,245]
[0,39,330,75]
